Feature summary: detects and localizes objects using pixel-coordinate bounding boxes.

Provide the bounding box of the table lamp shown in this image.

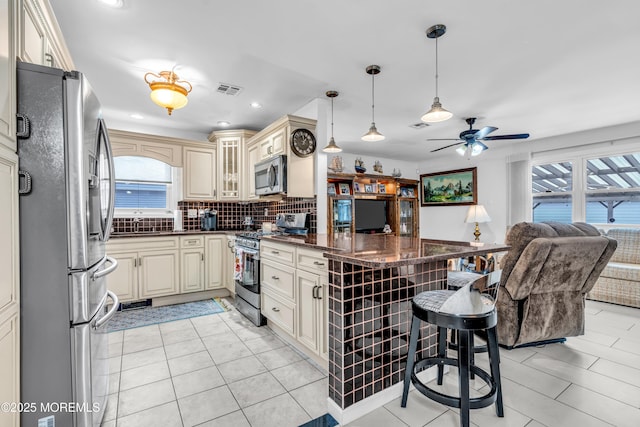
[465,205,491,242]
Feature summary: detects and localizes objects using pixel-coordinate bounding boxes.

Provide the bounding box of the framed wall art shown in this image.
[420,167,477,206]
[339,183,351,195]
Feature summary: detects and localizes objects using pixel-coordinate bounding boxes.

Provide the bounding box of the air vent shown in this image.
[409,122,430,129]
[217,83,243,96]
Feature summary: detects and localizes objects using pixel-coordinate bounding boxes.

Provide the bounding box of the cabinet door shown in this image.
[218,137,240,200]
[0,316,19,427]
[105,252,138,302]
[246,142,260,200]
[270,129,285,156]
[184,147,216,200]
[0,149,18,313]
[181,249,205,293]
[296,269,321,353]
[139,250,179,298]
[21,2,45,65]
[205,236,224,290]
[0,0,15,150]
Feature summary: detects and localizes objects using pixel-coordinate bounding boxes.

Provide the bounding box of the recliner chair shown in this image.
[496,222,617,348]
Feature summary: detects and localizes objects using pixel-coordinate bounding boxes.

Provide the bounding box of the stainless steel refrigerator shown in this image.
[17,62,119,427]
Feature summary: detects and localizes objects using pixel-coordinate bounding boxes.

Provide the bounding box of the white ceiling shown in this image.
[50,0,640,161]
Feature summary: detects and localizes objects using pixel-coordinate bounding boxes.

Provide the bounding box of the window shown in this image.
[585,154,640,225]
[531,151,640,225]
[114,156,180,216]
[532,162,573,223]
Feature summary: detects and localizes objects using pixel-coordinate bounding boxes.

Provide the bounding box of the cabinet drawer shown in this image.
[262,261,295,300]
[180,235,204,248]
[260,240,295,266]
[296,247,328,274]
[262,291,295,337]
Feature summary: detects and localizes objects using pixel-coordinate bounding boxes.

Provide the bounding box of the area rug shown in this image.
[299,414,338,427]
[107,298,226,332]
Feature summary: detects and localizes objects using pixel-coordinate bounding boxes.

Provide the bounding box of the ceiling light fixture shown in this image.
[421,24,453,123]
[98,0,123,8]
[250,102,262,109]
[456,141,487,158]
[144,70,192,115]
[323,90,342,153]
[217,120,231,127]
[362,65,385,142]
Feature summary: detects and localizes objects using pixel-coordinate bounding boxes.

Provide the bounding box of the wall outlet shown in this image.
[264,208,268,216]
[187,209,198,218]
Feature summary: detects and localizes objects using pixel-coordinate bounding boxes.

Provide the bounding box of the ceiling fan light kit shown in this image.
[144,70,193,115]
[422,24,452,124]
[362,65,385,142]
[323,90,342,153]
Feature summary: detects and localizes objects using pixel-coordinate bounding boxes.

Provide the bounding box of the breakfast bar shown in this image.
[271,233,509,422]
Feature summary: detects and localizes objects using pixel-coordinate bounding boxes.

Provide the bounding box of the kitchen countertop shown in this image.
[264,233,509,268]
[109,230,237,238]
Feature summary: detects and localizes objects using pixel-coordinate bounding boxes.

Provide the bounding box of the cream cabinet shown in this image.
[259,128,285,160]
[0,315,19,427]
[0,0,15,151]
[184,146,217,200]
[245,140,260,200]
[205,235,225,290]
[180,236,205,293]
[106,237,180,302]
[18,0,74,70]
[260,240,328,363]
[0,146,19,427]
[209,129,256,201]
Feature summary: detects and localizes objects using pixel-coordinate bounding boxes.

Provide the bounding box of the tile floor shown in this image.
[102,299,640,427]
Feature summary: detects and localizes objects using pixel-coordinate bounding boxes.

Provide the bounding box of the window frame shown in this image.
[113,157,182,218]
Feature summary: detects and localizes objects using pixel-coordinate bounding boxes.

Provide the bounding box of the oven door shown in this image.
[235,246,260,292]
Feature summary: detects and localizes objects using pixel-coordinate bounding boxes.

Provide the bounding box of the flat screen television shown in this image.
[354,199,387,233]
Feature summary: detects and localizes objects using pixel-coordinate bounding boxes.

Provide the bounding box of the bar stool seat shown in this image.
[402,272,503,427]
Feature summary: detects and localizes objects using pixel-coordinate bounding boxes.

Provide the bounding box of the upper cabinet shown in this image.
[0,0,16,151]
[208,129,256,201]
[18,0,74,70]
[183,146,216,200]
[244,115,317,199]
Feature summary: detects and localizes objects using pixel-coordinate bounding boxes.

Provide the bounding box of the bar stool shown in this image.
[401,271,503,427]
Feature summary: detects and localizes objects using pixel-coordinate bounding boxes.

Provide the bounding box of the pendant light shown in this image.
[421,24,453,123]
[362,65,385,141]
[323,90,342,153]
[144,69,192,115]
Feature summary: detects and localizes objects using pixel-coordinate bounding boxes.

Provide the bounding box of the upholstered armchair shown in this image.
[496,222,617,348]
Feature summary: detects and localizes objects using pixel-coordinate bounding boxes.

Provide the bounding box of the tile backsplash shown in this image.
[112,197,317,234]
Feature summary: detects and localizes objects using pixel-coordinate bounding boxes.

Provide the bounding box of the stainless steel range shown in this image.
[234,232,266,326]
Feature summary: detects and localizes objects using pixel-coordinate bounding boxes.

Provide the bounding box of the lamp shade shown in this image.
[144,70,192,115]
[421,97,453,123]
[362,123,385,142]
[322,137,342,153]
[465,205,491,224]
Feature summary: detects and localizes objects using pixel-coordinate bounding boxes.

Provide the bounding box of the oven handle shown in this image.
[236,246,259,257]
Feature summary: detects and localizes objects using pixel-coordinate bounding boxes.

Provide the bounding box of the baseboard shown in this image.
[151,289,230,307]
[327,366,443,425]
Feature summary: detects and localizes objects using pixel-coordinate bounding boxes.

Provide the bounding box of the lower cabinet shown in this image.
[107,234,235,303]
[205,235,225,290]
[261,240,328,362]
[0,314,19,427]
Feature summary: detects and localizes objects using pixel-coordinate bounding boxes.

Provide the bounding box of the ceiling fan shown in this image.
[429,117,530,157]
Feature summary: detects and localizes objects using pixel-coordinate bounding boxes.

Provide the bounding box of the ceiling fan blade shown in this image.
[430,142,464,152]
[426,138,460,141]
[473,126,498,139]
[482,133,530,141]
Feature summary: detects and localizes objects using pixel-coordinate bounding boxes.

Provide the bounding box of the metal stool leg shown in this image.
[486,326,504,417]
[437,326,447,385]
[458,330,471,427]
[401,315,421,407]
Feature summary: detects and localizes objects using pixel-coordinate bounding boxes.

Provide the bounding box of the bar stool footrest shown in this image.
[412,356,498,410]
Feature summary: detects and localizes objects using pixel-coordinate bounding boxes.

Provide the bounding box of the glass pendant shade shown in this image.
[362,123,385,142]
[145,71,192,115]
[421,97,453,123]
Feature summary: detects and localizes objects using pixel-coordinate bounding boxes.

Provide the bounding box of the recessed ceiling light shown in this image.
[217,121,231,127]
[130,113,144,119]
[98,0,124,8]
[250,102,262,109]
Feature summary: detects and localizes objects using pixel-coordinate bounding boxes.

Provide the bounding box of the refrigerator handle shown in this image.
[94,290,119,330]
[93,256,118,280]
[100,118,116,241]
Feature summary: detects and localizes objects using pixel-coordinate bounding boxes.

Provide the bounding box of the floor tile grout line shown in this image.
[160,330,187,427]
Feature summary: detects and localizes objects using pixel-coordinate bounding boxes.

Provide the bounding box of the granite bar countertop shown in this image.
[265,233,509,268]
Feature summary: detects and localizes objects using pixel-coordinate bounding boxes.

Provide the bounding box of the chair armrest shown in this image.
[503,238,553,300]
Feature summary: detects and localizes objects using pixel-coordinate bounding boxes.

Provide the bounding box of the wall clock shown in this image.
[290,128,316,157]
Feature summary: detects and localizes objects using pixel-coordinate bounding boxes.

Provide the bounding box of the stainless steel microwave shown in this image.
[255,155,287,195]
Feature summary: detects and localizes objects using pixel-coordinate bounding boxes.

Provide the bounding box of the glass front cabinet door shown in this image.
[331,198,353,235]
[397,199,417,237]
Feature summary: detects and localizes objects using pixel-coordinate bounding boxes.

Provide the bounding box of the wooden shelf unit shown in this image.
[327,173,419,237]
